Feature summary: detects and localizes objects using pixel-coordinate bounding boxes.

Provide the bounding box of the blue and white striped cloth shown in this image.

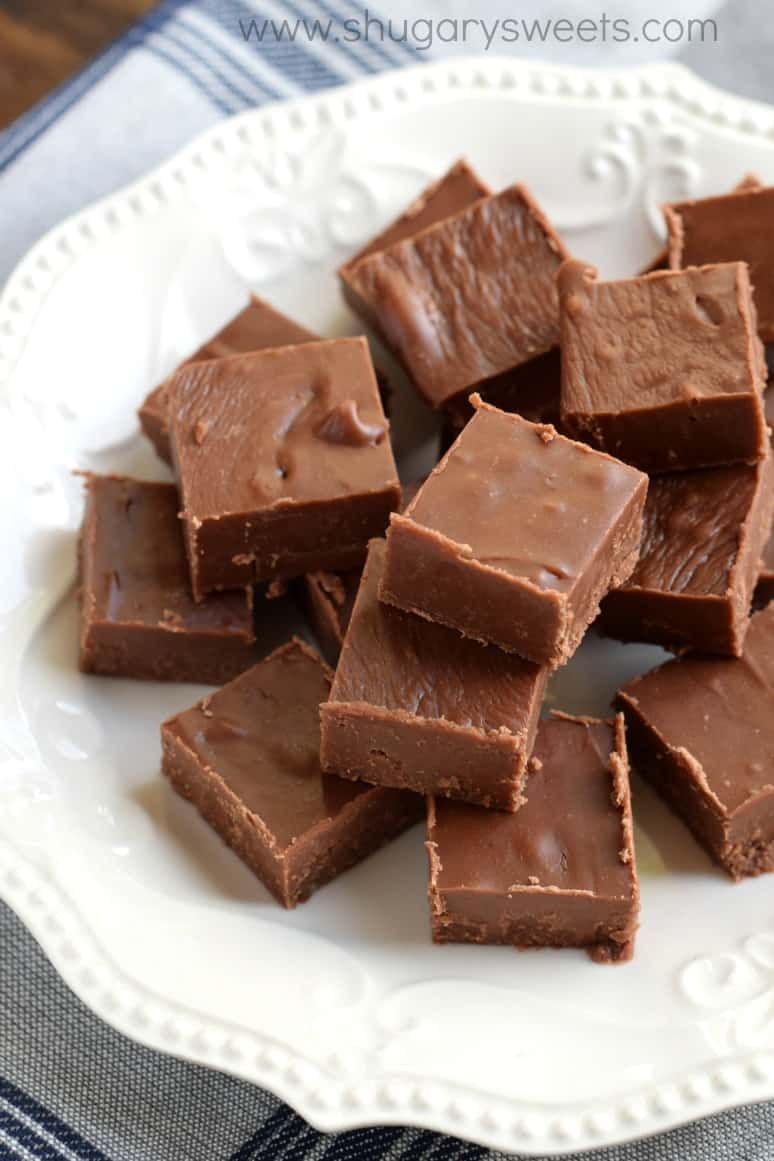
[0,0,422,280]
[3,0,774,1157]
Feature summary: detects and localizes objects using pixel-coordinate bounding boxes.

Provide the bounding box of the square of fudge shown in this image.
[617,604,774,880]
[139,294,317,463]
[559,260,768,473]
[427,713,639,962]
[78,474,257,683]
[344,183,570,410]
[161,639,422,907]
[666,185,774,341]
[598,450,774,655]
[167,336,401,599]
[379,398,648,667]
[320,540,547,810]
[339,158,490,329]
[640,173,762,276]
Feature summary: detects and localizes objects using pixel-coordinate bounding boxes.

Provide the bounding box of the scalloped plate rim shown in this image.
[4,55,774,1155]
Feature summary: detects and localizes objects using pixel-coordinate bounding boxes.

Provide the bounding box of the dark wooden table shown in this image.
[0,1,158,128]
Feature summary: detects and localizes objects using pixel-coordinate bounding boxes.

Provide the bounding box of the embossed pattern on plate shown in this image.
[3,57,774,1155]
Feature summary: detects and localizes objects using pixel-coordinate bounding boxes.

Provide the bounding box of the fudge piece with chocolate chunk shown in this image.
[167,337,400,599]
[139,295,317,463]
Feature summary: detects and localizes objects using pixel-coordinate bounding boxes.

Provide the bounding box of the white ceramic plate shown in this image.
[4,56,774,1156]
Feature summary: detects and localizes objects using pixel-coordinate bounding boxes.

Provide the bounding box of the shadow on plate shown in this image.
[131,776,432,943]
[131,777,276,905]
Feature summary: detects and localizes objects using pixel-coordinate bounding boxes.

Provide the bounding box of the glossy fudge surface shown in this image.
[139,295,317,463]
[339,159,489,340]
[618,605,774,880]
[161,640,422,907]
[341,159,490,274]
[320,540,547,810]
[78,474,256,683]
[666,185,774,341]
[344,184,569,410]
[559,261,768,473]
[598,452,774,655]
[380,399,647,667]
[167,337,400,598]
[427,714,639,962]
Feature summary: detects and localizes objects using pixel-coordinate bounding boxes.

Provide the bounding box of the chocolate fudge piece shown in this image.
[379,398,648,667]
[640,173,761,276]
[299,481,422,664]
[559,260,768,473]
[161,639,422,907]
[618,605,774,880]
[167,337,400,599]
[666,183,774,341]
[320,541,547,810]
[343,184,570,411]
[427,713,638,962]
[78,474,256,683]
[139,295,317,463]
[598,451,774,655]
[755,388,774,607]
[339,158,491,327]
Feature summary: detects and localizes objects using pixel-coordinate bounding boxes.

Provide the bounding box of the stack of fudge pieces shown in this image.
[77,159,774,963]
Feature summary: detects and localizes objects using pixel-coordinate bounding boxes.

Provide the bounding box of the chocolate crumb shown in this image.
[266,577,288,600]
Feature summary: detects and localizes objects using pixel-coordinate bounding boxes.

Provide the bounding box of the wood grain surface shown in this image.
[0,1,158,128]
